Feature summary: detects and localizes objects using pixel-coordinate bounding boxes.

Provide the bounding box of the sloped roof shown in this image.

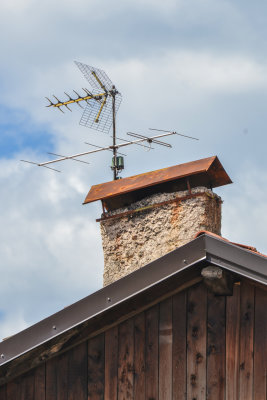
[0,233,266,385]
[84,156,232,210]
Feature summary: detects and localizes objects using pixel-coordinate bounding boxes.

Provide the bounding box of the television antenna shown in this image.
[21,61,199,178]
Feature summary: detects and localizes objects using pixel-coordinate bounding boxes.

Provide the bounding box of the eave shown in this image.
[0,234,266,385]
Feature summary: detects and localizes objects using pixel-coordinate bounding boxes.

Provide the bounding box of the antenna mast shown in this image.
[112,86,118,180]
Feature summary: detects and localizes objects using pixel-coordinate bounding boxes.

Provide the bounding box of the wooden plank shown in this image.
[57,352,69,400]
[118,318,134,400]
[172,291,187,400]
[145,305,159,400]
[0,385,6,400]
[34,364,45,400]
[105,326,118,400]
[159,298,172,400]
[207,292,226,400]
[68,342,87,400]
[254,287,267,400]
[226,284,240,400]
[187,283,207,400]
[46,357,58,400]
[133,313,145,400]
[239,280,254,400]
[0,276,201,388]
[20,371,34,400]
[6,377,21,400]
[88,334,105,400]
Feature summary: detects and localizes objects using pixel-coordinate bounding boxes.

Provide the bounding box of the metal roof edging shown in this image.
[1,234,267,372]
[204,235,267,285]
[0,236,207,368]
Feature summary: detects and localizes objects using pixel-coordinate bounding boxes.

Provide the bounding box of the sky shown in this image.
[1,0,267,339]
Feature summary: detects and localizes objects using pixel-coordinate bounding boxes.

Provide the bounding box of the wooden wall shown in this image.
[0,279,266,400]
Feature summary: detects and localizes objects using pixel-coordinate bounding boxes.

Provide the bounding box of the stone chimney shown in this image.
[84,156,232,286]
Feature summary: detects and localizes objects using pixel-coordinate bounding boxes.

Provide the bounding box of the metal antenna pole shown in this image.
[112,86,118,180]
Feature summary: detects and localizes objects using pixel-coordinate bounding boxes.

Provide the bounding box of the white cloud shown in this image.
[1,0,267,340]
[221,166,267,255]
[0,154,104,338]
[110,52,267,97]
[0,312,28,341]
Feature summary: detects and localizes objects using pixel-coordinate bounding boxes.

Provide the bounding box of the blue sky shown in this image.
[0,105,54,158]
[1,0,267,338]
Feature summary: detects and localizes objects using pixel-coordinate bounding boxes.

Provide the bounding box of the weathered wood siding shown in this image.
[1,279,267,399]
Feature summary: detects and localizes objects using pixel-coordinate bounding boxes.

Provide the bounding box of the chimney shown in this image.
[84,156,232,286]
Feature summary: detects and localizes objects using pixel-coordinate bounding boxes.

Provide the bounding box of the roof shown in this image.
[0,233,266,385]
[84,156,232,210]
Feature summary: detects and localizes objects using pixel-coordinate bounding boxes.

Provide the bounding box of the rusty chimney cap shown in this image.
[84,156,232,211]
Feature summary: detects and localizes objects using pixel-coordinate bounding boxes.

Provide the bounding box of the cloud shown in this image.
[0,312,28,340]
[1,0,267,340]
[221,164,267,255]
[0,154,104,338]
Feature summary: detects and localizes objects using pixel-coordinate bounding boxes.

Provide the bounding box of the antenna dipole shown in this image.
[21,131,198,171]
[44,61,123,180]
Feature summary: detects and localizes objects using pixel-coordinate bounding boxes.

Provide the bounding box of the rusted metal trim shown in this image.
[96,191,217,222]
[84,156,232,205]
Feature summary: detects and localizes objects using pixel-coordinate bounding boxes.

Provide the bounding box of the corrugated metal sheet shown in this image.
[83,156,232,205]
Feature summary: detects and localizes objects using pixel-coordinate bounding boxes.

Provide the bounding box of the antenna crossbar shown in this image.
[21,131,178,170]
[127,132,172,148]
[47,152,91,165]
[20,160,61,172]
[149,128,199,141]
[85,142,126,156]
[113,136,154,150]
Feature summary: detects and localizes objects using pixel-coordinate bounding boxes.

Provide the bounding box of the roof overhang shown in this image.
[0,234,266,385]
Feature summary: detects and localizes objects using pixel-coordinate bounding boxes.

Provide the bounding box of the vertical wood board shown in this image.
[56,352,69,400]
[88,334,105,400]
[0,385,6,400]
[133,313,145,400]
[68,342,87,400]
[45,357,58,400]
[239,281,254,400]
[118,318,134,400]
[226,284,240,400]
[105,326,118,400]
[207,292,226,400]
[6,378,21,400]
[20,371,34,400]
[34,364,45,400]
[187,283,207,400]
[145,305,159,400]
[254,287,267,400]
[159,298,172,400]
[172,291,187,400]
